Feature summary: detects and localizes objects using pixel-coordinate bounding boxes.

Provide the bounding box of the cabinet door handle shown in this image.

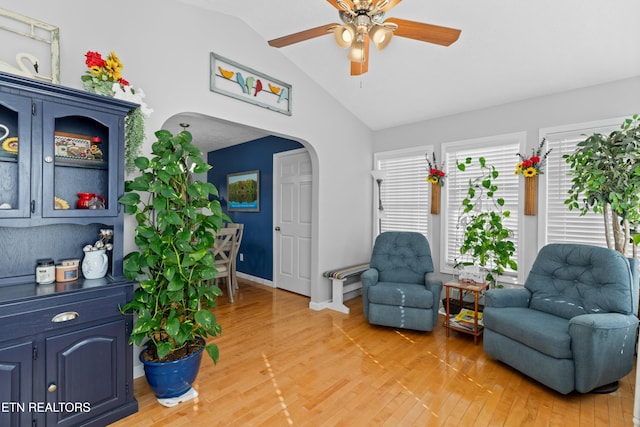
[51,311,79,323]
[47,383,57,393]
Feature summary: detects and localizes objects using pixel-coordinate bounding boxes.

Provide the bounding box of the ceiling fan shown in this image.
[267,0,461,76]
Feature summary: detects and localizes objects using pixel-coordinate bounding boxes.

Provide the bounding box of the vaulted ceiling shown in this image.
[177,0,640,150]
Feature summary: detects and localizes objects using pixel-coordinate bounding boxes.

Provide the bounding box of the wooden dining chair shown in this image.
[225,223,244,292]
[211,227,237,303]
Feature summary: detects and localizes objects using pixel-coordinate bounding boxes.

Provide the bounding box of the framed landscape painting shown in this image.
[227,170,260,212]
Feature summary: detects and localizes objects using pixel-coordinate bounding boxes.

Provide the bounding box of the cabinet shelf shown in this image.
[0,153,17,163]
[55,156,107,170]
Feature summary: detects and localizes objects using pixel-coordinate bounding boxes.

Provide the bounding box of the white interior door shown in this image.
[274,149,312,296]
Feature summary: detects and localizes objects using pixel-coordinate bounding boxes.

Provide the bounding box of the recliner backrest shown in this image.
[525,243,636,319]
[370,231,434,284]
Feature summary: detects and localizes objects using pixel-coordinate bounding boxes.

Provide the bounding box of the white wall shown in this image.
[373,75,640,280]
[2,0,375,304]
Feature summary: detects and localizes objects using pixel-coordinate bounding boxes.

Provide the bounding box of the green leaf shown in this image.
[167,276,184,292]
[118,192,140,206]
[195,309,216,330]
[164,266,176,281]
[165,316,181,337]
[134,156,150,170]
[156,341,173,360]
[205,343,220,364]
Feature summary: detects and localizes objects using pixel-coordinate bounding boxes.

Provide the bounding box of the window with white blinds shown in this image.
[541,120,621,247]
[441,133,523,277]
[375,148,431,237]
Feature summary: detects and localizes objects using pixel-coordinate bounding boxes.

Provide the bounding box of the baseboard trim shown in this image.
[237,272,274,287]
[134,364,145,379]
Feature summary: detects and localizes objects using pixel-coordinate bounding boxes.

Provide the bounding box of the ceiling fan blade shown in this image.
[379,0,402,12]
[385,18,461,46]
[350,56,368,75]
[268,24,338,48]
[350,34,370,76]
[327,0,353,10]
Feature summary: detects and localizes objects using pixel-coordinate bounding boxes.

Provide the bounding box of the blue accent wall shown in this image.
[207,136,303,281]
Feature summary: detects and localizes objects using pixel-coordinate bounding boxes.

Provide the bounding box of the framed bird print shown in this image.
[210,52,292,116]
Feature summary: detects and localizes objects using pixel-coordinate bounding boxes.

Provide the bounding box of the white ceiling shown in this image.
[176,0,640,150]
[164,112,269,153]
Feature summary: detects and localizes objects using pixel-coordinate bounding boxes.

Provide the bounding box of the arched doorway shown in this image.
[163,112,319,299]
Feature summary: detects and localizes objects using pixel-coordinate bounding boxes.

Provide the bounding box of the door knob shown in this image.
[48,383,57,393]
[275,226,281,231]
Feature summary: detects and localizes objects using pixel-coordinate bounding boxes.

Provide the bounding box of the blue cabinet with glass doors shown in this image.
[0,72,139,426]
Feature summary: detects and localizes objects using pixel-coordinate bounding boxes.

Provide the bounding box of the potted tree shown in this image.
[564,114,640,255]
[118,129,228,400]
[456,157,517,287]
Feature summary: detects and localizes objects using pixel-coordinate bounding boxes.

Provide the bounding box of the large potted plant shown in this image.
[456,157,517,287]
[118,129,227,400]
[564,114,640,255]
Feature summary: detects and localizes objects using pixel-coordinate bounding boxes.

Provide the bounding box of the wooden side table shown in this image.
[443,280,490,344]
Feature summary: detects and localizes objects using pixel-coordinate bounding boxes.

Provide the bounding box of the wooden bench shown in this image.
[321,263,369,314]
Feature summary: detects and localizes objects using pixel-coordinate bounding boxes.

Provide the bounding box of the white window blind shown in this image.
[442,136,522,275]
[542,121,620,247]
[376,150,431,237]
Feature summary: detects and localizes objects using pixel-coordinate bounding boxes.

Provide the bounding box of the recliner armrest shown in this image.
[361,268,378,318]
[361,268,379,287]
[569,313,639,392]
[484,288,531,308]
[569,312,639,330]
[425,272,443,298]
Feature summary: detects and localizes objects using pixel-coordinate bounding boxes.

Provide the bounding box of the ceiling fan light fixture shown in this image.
[267,1,462,76]
[370,25,393,51]
[348,39,366,62]
[334,24,356,48]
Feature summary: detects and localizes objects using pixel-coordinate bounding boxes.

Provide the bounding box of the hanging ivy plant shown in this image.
[124,107,144,174]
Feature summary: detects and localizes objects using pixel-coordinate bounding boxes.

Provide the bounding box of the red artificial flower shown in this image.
[430,168,438,176]
[530,156,540,163]
[85,51,105,68]
[438,170,445,177]
[118,78,130,86]
[522,159,533,168]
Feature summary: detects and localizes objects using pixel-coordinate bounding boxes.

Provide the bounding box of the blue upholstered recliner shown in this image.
[483,243,639,394]
[361,232,443,331]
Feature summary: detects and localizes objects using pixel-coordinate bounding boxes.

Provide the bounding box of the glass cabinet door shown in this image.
[41,101,121,218]
[0,93,32,218]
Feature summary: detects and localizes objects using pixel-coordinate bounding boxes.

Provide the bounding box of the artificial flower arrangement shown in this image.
[83,228,114,253]
[515,138,552,177]
[80,50,153,173]
[425,152,446,186]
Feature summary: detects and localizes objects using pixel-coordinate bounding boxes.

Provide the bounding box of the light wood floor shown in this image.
[110,279,636,427]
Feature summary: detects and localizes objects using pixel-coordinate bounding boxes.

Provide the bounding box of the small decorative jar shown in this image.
[35,259,55,284]
[55,259,79,283]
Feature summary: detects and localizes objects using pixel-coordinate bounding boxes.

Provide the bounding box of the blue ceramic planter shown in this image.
[140,337,205,399]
